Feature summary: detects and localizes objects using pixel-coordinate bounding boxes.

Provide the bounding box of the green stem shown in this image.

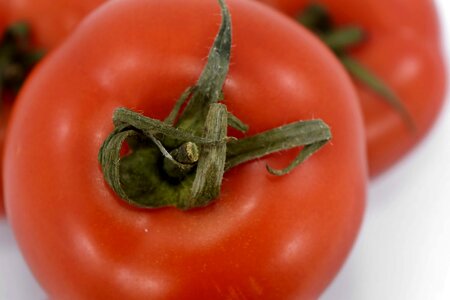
[321,27,364,51]
[296,4,330,31]
[113,108,218,145]
[341,55,416,130]
[163,142,199,180]
[298,4,416,131]
[175,0,232,135]
[189,103,228,207]
[0,22,44,97]
[98,0,332,210]
[98,125,139,203]
[225,120,331,172]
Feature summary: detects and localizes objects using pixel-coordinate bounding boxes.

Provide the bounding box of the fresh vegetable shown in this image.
[0,0,106,96]
[258,0,447,176]
[0,0,106,215]
[4,0,366,298]
[1,0,106,49]
[0,92,10,215]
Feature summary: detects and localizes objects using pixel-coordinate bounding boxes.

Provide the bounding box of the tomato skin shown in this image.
[0,0,106,216]
[0,8,7,216]
[258,0,447,176]
[4,0,366,298]
[1,0,105,49]
[0,98,12,215]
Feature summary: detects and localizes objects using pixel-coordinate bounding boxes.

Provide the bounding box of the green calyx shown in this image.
[98,0,332,210]
[0,22,45,97]
[298,4,415,130]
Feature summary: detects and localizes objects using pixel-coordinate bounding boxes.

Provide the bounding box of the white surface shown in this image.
[1,1,450,299]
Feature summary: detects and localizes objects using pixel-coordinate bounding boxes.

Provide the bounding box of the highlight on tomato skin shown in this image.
[3,0,366,298]
[0,0,107,216]
[257,0,447,177]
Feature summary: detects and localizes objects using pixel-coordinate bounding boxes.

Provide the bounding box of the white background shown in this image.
[1,1,450,299]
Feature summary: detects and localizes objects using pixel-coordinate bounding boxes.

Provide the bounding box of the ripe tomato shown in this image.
[258,0,447,176]
[0,96,11,215]
[4,0,366,298]
[1,0,106,49]
[0,0,106,215]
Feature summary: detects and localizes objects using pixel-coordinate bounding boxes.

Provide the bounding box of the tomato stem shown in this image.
[175,0,232,136]
[0,22,44,99]
[225,120,331,174]
[98,0,332,210]
[340,55,416,130]
[297,4,416,130]
[163,142,199,179]
[321,27,364,51]
[189,103,228,205]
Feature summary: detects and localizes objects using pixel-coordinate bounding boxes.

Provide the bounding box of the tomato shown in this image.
[0,97,11,215]
[0,17,5,215]
[258,0,447,176]
[0,0,106,215]
[1,0,106,49]
[4,0,366,298]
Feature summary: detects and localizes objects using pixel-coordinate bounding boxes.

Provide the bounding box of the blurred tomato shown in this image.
[258,0,447,176]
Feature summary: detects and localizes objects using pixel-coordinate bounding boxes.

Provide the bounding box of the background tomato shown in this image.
[257,0,447,176]
[0,99,11,215]
[0,0,107,216]
[0,0,106,49]
[4,0,366,298]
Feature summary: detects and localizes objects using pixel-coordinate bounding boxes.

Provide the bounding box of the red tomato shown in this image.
[1,0,106,49]
[4,0,366,298]
[0,98,11,215]
[0,0,106,215]
[0,18,5,215]
[258,0,447,176]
